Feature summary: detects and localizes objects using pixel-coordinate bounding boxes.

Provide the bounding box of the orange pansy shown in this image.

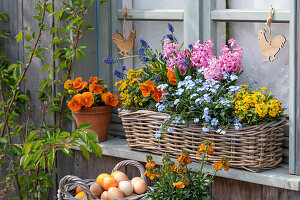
[89,77,99,84]
[73,77,83,90]
[89,84,104,94]
[167,68,177,85]
[68,94,83,111]
[79,92,94,107]
[144,80,155,92]
[78,81,88,92]
[139,83,151,97]
[102,92,120,107]
[64,79,72,90]
[152,87,163,102]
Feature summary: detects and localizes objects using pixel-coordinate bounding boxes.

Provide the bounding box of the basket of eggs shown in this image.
[57,160,149,200]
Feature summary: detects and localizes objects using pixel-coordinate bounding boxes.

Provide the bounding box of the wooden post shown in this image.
[184,0,202,47]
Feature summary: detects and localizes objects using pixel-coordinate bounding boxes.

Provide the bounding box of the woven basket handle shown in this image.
[111,160,146,181]
[58,175,98,200]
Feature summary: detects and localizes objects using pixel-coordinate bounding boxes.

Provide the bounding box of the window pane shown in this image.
[227,0,290,9]
[132,0,184,9]
[226,22,289,109]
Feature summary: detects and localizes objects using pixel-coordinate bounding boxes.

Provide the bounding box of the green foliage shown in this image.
[145,142,229,200]
[0,0,102,199]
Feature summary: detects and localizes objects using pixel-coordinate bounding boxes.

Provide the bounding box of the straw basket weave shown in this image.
[57,160,148,200]
[119,110,287,172]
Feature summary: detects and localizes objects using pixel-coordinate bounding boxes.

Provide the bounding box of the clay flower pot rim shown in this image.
[72,106,113,115]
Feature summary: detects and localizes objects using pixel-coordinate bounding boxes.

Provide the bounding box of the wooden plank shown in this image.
[184,0,202,47]
[202,0,216,46]
[117,9,184,21]
[212,176,262,200]
[211,9,290,23]
[290,0,297,175]
[99,1,112,89]
[72,1,98,80]
[262,185,300,200]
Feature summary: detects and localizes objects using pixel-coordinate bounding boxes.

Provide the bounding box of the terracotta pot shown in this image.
[72,106,113,141]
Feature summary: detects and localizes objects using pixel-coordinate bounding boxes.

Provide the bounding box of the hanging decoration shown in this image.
[258,7,286,62]
[112,8,136,57]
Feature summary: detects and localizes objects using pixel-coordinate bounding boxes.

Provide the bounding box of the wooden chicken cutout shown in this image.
[112,8,136,57]
[258,7,286,62]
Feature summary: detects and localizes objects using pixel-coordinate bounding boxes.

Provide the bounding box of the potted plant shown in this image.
[64,77,121,141]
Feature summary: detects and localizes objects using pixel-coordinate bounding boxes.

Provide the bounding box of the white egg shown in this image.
[118,181,133,197]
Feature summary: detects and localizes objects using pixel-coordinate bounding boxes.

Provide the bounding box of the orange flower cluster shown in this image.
[172,181,189,189]
[197,140,215,156]
[213,156,230,171]
[66,77,120,111]
[144,161,158,180]
[139,80,165,102]
[68,92,94,111]
[167,68,177,85]
[101,92,121,107]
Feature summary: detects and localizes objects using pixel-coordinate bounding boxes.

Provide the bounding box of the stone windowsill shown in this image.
[72,135,300,191]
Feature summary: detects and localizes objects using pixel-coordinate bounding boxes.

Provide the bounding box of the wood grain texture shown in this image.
[295,0,300,176]
[212,176,262,200]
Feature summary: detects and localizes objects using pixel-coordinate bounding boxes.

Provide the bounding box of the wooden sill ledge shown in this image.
[73,135,300,191]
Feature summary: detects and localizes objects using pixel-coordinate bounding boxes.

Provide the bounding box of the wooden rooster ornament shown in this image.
[258,7,286,62]
[112,8,136,56]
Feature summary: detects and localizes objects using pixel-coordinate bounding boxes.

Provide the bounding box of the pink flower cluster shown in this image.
[190,39,215,69]
[162,37,243,81]
[163,37,190,74]
[192,39,243,81]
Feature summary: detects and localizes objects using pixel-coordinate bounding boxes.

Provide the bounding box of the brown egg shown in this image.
[112,171,129,183]
[90,182,103,197]
[100,191,109,200]
[133,179,147,194]
[131,177,142,186]
[75,185,83,194]
[107,187,124,200]
[118,181,133,196]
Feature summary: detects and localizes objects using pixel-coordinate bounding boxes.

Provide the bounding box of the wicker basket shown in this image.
[57,160,148,200]
[119,110,287,172]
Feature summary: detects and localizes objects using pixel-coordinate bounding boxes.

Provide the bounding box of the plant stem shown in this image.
[0,0,47,138]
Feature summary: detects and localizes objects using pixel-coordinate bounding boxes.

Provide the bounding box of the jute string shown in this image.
[266,7,275,45]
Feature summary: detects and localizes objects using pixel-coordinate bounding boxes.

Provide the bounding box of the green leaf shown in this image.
[16,32,23,43]
[55,9,65,20]
[60,147,72,157]
[79,145,89,160]
[48,147,55,167]
[85,129,98,142]
[78,123,91,130]
[23,154,33,168]
[32,150,43,164]
[89,142,102,158]
[78,49,87,58]
[17,94,30,101]
[22,143,33,155]
[40,156,45,169]
[71,17,82,25]
[174,66,185,82]
[46,2,54,14]
[40,64,51,72]
[8,64,18,71]
[0,137,7,143]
